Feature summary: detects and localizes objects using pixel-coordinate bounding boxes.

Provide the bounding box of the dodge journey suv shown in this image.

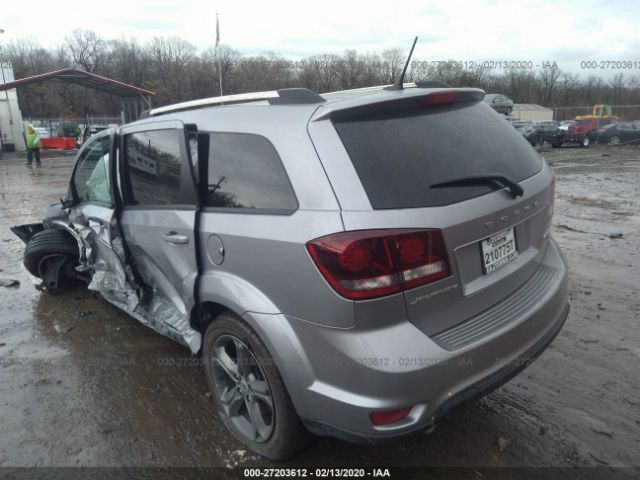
[12,84,569,460]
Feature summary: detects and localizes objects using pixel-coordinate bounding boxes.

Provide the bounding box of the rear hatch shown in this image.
[308,88,554,337]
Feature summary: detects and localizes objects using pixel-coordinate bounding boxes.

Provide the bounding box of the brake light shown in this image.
[422,91,459,107]
[306,229,450,300]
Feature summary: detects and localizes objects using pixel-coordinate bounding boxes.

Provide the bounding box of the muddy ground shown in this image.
[0,146,638,476]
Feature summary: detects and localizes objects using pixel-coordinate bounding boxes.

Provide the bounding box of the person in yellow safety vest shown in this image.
[25,124,41,166]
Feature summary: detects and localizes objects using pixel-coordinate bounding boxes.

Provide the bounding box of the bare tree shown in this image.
[299,54,341,92]
[609,73,627,105]
[559,72,580,107]
[537,66,563,105]
[336,50,367,89]
[65,30,111,73]
[379,48,404,84]
[6,30,640,120]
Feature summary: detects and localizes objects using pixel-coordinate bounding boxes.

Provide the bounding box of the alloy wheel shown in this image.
[210,334,275,443]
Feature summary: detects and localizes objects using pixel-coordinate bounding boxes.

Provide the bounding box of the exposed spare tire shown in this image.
[24,229,79,279]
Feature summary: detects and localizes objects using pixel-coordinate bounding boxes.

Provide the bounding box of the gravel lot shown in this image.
[0,146,638,477]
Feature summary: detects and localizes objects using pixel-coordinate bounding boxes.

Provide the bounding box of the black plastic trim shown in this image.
[270,88,326,105]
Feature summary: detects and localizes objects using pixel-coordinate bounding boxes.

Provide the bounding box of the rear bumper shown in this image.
[304,301,569,444]
[246,238,569,442]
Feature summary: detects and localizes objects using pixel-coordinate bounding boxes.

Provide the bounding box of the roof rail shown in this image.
[149,88,324,116]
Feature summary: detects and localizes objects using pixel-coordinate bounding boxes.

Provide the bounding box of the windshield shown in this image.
[333,102,542,209]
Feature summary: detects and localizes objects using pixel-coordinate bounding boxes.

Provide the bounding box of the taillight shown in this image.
[422,91,459,107]
[306,229,451,300]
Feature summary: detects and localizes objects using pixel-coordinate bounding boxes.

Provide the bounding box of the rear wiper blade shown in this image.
[430,174,524,198]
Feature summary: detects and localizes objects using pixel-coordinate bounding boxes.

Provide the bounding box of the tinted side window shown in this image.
[124,130,183,206]
[73,136,111,204]
[206,133,297,212]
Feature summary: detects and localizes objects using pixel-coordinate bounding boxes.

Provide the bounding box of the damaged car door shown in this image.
[67,129,143,313]
[116,121,201,352]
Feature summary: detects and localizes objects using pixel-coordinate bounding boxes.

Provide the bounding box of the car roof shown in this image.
[128,84,485,128]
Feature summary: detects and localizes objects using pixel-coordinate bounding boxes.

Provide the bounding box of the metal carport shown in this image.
[0,68,155,123]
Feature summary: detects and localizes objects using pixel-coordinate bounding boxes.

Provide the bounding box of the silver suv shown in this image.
[12,85,569,460]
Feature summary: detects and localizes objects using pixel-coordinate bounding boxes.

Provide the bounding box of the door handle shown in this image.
[162,231,189,245]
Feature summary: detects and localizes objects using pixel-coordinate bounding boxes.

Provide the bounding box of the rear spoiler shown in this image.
[314,88,485,122]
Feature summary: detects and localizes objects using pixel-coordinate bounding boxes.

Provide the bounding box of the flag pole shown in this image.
[215,13,223,96]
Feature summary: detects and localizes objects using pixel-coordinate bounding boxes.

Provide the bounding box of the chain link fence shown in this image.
[24,116,122,138]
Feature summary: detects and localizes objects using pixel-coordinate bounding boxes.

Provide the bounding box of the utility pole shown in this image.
[215,14,223,96]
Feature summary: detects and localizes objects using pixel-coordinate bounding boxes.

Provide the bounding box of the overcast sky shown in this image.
[2,0,639,75]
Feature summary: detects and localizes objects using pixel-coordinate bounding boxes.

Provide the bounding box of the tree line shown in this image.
[2,29,640,120]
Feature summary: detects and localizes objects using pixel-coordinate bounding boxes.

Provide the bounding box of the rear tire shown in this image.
[580,136,590,147]
[608,136,620,145]
[24,229,79,278]
[203,312,310,460]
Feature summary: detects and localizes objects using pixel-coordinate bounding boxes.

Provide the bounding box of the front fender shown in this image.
[10,223,44,243]
[43,202,69,229]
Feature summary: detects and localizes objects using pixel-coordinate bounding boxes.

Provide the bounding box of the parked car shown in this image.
[12,86,569,460]
[595,121,640,145]
[60,121,81,138]
[513,121,538,146]
[533,121,560,143]
[483,93,514,115]
[557,120,575,132]
[551,117,615,147]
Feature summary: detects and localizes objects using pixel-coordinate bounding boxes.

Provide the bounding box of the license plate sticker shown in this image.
[481,228,518,274]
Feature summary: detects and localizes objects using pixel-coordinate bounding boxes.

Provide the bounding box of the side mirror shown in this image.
[60,196,74,209]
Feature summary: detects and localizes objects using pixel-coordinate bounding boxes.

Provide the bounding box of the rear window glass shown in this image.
[333,102,542,209]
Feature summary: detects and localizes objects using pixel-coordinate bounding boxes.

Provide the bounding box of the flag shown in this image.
[215,14,220,52]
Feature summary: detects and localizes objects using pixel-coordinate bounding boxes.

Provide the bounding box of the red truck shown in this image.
[551,117,617,147]
[551,105,618,148]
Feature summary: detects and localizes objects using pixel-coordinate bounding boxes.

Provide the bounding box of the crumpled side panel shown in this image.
[53,220,202,353]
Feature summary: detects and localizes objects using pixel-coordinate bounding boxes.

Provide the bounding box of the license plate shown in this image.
[481,228,518,274]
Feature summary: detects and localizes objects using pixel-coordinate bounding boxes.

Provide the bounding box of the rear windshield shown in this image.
[333,102,542,209]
